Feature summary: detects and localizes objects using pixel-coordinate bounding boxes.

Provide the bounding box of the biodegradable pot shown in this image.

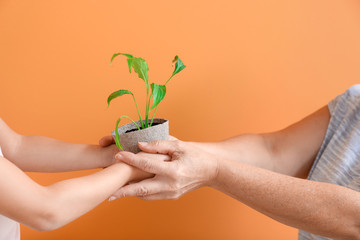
[112,118,169,153]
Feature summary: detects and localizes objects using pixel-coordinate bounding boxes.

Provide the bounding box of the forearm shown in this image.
[192,107,330,178]
[212,159,360,240]
[40,163,134,230]
[0,151,154,232]
[191,134,275,171]
[11,135,118,172]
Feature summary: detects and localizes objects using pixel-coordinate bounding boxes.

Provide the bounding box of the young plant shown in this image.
[107,53,186,150]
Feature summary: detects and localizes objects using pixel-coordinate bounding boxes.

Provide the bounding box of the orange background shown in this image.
[1,0,360,239]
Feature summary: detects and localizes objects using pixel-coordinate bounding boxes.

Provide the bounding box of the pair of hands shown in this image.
[99,136,220,201]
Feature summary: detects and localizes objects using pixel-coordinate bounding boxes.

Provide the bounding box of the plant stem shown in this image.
[115,115,141,150]
[149,74,173,127]
[165,74,174,86]
[149,105,158,126]
[131,94,144,129]
[117,115,141,130]
[145,84,150,128]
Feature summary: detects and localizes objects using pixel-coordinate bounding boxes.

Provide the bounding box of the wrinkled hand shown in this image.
[125,152,171,183]
[110,140,220,200]
[98,135,171,183]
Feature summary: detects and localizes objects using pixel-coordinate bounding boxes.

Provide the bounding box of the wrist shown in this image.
[128,167,154,182]
[101,145,119,168]
[189,142,221,188]
[207,156,221,188]
[112,161,152,182]
[111,162,134,178]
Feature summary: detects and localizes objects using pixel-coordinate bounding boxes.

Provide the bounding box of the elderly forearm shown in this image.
[191,134,275,171]
[212,159,360,240]
[11,135,117,172]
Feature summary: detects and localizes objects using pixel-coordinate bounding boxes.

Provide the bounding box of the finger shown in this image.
[116,151,169,174]
[99,136,115,147]
[138,140,180,155]
[138,194,166,201]
[110,179,166,199]
[138,180,199,201]
[139,193,179,201]
[137,152,171,162]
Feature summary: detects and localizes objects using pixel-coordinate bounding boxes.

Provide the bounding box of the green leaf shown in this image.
[126,58,133,73]
[110,53,149,85]
[107,89,133,106]
[115,117,124,150]
[114,115,141,150]
[110,53,134,65]
[131,57,149,85]
[150,83,166,110]
[172,55,186,76]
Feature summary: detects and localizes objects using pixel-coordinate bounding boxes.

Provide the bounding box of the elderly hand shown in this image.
[99,135,172,184]
[110,140,220,200]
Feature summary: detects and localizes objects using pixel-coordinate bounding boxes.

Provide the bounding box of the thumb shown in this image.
[99,135,115,147]
[138,140,180,155]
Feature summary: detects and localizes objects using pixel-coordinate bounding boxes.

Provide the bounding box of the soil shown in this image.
[125,122,161,134]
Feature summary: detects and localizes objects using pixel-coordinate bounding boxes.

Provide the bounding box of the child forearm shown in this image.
[0,155,142,232]
[37,163,135,231]
[0,152,160,232]
[0,119,117,172]
[11,135,118,172]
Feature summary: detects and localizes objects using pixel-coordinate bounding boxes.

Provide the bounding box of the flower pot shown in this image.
[112,118,169,153]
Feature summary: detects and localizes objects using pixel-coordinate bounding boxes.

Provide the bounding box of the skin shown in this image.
[0,118,168,231]
[107,106,360,240]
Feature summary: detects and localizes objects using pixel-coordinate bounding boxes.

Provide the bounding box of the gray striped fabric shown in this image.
[299,85,360,240]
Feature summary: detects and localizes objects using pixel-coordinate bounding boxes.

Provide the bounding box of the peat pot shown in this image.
[112,118,169,153]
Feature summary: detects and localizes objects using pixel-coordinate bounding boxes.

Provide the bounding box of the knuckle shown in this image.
[174,182,182,191]
[172,172,181,183]
[136,186,149,196]
[170,181,182,192]
[172,166,184,179]
[115,191,126,198]
[173,140,182,149]
[170,193,181,200]
[172,151,181,159]
[142,160,152,172]
[139,196,151,201]
[112,193,120,198]
[152,140,161,147]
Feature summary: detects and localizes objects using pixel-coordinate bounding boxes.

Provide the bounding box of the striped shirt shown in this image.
[299,85,360,239]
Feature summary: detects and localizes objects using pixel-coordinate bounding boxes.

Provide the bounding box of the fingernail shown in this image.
[115,154,123,160]
[108,196,116,202]
[139,142,147,146]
